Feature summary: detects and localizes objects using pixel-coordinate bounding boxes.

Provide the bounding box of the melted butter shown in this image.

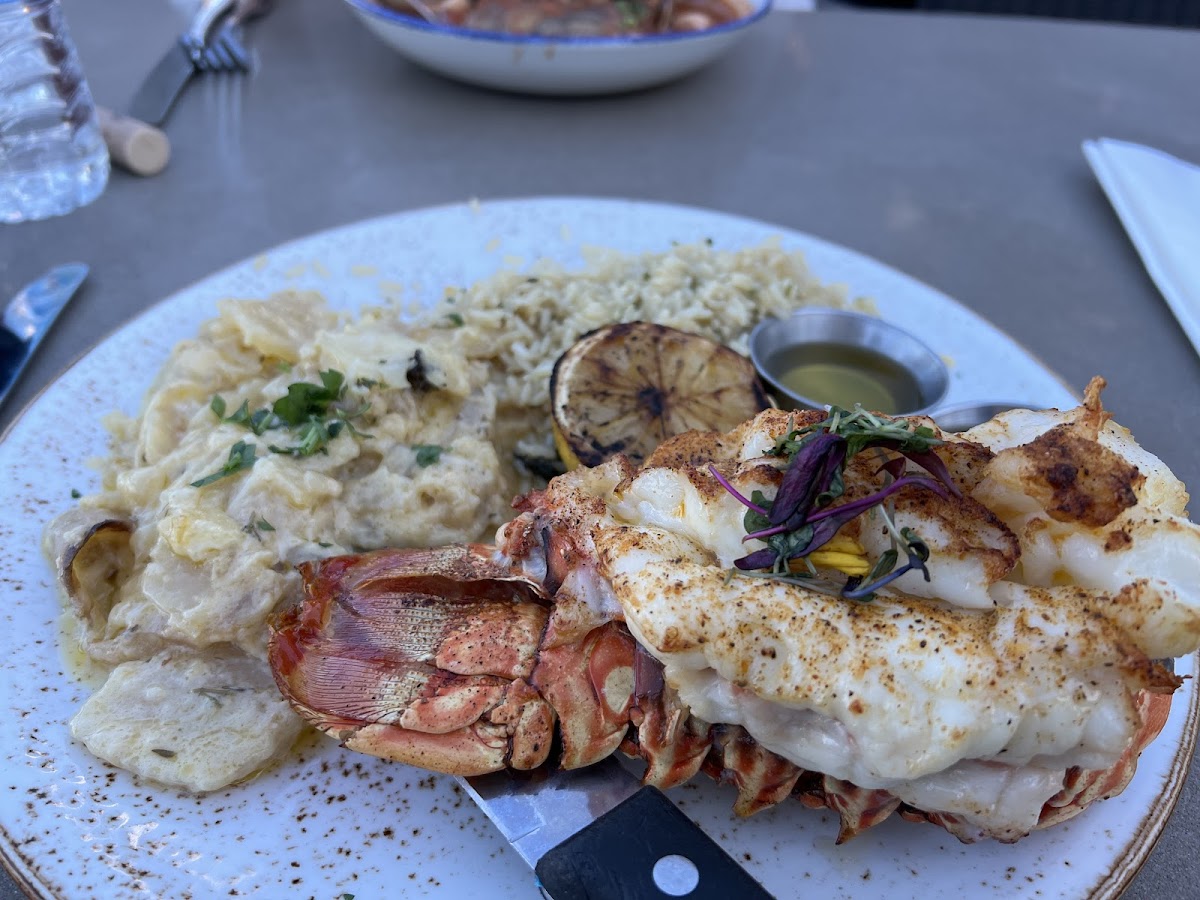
[231,727,329,787]
[770,343,922,414]
[57,610,110,690]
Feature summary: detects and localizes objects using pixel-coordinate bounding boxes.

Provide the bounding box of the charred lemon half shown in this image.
[550,322,770,469]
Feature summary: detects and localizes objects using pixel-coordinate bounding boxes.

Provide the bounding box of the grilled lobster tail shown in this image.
[268,544,1172,844]
[270,396,1198,844]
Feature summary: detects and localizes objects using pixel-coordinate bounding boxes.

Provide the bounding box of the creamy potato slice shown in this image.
[70,647,303,792]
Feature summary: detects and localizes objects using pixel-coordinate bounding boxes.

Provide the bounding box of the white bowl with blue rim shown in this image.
[341,0,773,95]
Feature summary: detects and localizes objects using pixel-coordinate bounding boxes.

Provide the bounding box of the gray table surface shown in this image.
[2,1,1198,897]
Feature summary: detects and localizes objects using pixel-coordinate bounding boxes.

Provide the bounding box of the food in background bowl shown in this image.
[344,0,773,95]
[379,0,753,35]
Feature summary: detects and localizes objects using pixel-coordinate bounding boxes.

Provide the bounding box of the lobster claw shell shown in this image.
[268,545,557,776]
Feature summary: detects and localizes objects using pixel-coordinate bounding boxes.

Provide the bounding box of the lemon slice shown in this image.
[550,322,769,469]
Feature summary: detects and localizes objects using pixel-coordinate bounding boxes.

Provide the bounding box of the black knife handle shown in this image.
[534,786,775,900]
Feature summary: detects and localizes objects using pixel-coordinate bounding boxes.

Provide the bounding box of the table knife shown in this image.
[459,757,775,899]
[129,0,238,125]
[1082,138,1200,359]
[0,264,88,411]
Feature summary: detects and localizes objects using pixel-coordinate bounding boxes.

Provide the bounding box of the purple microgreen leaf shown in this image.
[769,433,847,529]
[807,474,949,525]
[878,456,907,482]
[709,465,770,515]
[876,440,961,498]
[734,548,779,570]
[743,521,792,542]
[900,448,962,498]
[842,565,911,599]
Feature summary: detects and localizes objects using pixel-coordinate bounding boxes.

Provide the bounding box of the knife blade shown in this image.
[1082,138,1200,360]
[0,263,88,411]
[459,757,775,899]
[128,0,239,125]
[128,41,197,126]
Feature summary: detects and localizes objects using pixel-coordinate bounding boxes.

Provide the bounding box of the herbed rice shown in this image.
[408,241,867,468]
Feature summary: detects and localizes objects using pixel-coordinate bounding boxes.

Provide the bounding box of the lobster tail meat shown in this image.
[269,389,1200,843]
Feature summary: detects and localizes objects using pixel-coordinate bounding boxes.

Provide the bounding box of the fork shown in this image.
[196,0,274,73]
[179,0,238,68]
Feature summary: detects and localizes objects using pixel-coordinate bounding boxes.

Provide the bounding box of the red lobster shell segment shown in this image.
[271,546,557,776]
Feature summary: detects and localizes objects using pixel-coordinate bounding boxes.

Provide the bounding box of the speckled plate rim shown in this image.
[0,196,1195,899]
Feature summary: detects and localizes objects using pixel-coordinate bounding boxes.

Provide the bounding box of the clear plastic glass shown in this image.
[0,0,110,224]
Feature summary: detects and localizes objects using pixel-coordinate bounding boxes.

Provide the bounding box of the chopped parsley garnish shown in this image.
[242,515,275,541]
[70,488,81,499]
[191,441,258,488]
[151,748,176,758]
[213,397,275,435]
[713,406,959,601]
[271,369,345,426]
[413,444,446,467]
[198,371,374,487]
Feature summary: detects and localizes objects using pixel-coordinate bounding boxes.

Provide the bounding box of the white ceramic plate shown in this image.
[341,0,773,95]
[0,197,1195,899]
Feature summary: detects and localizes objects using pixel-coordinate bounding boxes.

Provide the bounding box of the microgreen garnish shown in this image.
[769,407,945,462]
[242,515,275,541]
[190,441,258,488]
[200,371,374,486]
[842,527,931,601]
[715,406,955,601]
[413,445,445,467]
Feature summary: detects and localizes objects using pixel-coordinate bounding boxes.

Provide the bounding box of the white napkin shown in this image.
[1082,138,1200,359]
